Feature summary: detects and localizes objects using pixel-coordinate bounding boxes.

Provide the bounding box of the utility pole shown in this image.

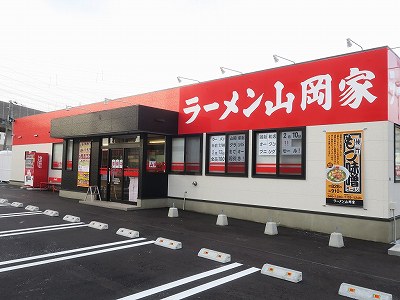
[2,101,15,150]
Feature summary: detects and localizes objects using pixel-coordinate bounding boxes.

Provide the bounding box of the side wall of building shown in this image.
[168,121,398,242]
[10,143,62,184]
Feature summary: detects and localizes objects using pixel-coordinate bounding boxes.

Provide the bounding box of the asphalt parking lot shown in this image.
[0,183,399,300]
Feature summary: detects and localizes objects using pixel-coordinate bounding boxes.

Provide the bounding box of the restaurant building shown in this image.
[10,47,400,243]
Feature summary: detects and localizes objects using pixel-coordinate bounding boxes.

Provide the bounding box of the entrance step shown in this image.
[79,200,138,211]
[78,198,171,211]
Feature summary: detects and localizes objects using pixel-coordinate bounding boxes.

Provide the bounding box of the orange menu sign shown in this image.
[326,131,363,207]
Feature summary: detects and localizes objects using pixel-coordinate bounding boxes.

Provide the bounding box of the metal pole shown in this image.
[394,209,398,244]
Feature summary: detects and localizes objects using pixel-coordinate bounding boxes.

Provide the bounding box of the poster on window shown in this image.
[228,134,245,163]
[395,126,400,181]
[281,131,302,155]
[326,131,363,206]
[77,141,91,187]
[258,132,277,156]
[209,135,225,173]
[210,136,225,163]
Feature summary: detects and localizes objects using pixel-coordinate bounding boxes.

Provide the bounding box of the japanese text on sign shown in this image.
[258,132,277,156]
[210,135,225,163]
[325,131,363,207]
[281,131,302,155]
[183,68,377,125]
[228,134,246,163]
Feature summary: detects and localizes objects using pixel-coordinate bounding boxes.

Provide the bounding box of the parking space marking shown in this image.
[0,212,43,218]
[0,238,147,267]
[0,224,89,238]
[118,262,243,300]
[0,240,154,273]
[161,267,260,300]
[0,222,85,235]
[0,211,42,216]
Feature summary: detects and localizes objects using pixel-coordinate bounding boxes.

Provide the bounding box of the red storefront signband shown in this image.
[178,48,390,135]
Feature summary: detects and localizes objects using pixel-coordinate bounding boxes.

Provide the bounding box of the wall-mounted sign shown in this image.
[77,141,91,187]
[326,131,363,206]
[179,48,387,134]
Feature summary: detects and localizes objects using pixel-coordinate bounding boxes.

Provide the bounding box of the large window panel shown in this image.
[209,135,226,174]
[171,135,202,174]
[207,132,248,176]
[253,128,305,179]
[395,125,400,182]
[255,132,277,175]
[171,138,185,172]
[227,134,246,174]
[146,135,166,173]
[185,136,201,173]
[66,139,73,170]
[52,143,63,169]
[279,130,303,175]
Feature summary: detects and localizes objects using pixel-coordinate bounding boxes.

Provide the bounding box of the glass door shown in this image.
[110,149,124,201]
[99,149,109,200]
[123,148,140,203]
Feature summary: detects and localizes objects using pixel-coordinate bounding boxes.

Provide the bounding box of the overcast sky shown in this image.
[0,0,399,112]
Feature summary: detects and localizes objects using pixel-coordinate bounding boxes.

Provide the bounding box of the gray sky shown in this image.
[0,0,399,112]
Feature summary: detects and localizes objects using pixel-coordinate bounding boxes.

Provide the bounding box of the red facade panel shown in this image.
[178,48,389,134]
[13,88,180,145]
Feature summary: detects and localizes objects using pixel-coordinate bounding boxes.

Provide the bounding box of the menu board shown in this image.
[77,141,91,187]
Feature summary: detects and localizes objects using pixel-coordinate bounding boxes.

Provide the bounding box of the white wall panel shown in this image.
[11,144,61,183]
[169,121,393,219]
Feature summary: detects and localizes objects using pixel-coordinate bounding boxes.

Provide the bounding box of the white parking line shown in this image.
[0,212,43,218]
[118,262,243,300]
[0,240,154,273]
[0,211,42,216]
[0,222,85,234]
[161,267,260,300]
[0,224,89,237]
[0,238,147,267]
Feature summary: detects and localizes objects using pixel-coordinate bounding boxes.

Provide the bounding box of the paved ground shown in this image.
[0,183,399,300]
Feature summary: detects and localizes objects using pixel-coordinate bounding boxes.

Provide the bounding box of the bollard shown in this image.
[168,203,179,218]
[329,232,344,248]
[216,213,228,226]
[264,222,278,235]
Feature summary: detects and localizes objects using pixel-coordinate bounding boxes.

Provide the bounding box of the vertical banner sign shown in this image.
[77,141,91,187]
[326,131,363,206]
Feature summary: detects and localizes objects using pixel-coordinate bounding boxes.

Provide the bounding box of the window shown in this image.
[52,143,63,169]
[253,128,305,179]
[66,139,73,170]
[395,125,400,182]
[206,132,248,176]
[171,135,202,174]
[146,135,166,173]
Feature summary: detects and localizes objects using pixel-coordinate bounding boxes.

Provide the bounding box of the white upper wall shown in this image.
[168,121,397,219]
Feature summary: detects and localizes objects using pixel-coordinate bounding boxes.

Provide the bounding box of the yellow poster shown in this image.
[77,141,91,187]
[326,131,363,206]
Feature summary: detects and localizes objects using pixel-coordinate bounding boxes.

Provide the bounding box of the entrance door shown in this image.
[99,147,140,202]
[110,149,124,201]
[123,148,140,203]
